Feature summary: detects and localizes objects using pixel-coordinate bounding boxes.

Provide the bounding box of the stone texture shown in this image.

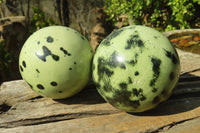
[176,48,200,74]
[163,29,200,38]
[0,97,200,132]
[0,53,200,132]
[0,80,38,106]
[166,117,200,133]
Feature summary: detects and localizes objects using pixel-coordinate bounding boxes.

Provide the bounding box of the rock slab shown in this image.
[0,49,200,132]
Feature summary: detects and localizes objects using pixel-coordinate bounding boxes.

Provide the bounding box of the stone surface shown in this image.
[0,49,200,132]
[1,108,200,133]
[166,117,200,133]
[0,72,200,132]
[163,29,200,38]
[176,48,200,74]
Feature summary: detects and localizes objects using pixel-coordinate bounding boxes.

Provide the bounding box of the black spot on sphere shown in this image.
[69,68,72,70]
[37,84,45,90]
[36,46,59,62]
[119,83,127,90]
[152,88,158,92]
[128,60,137,66]
[152,96,160,104]
[120,64,126,69]
[20,65,23,72]
[51,81,57,86]
[107,51,126,69]
[154,36,159,39]
[125,32,145,50]
[150,79,156,87]
[74,62,76,64]
[102,81,113,92]
[58,91,63,93]
[22,61,26,68]
[107,52,119,67]
[52,55,60,61]
[132,88,140,96]
[169,72,175,80]
[41,46,51,57]
[97,57,114,81]
[37,41,40,45]
[163,49,179,64]
[140,95,146,101]
[106,90,140,109]
[60,47,71,56]
[128,77,133,84]
[135,71,139,76]
[36,69,40,73]
[149,57,161,87]
[25,81,33,89]
[132,88,143,97]
[47,36,54,43]
[101,67,113,78]
[137,40,144,47]
[151,58,161,75]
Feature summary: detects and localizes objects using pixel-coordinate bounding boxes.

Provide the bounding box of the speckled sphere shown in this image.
[19,26,93,99]
[92,25,180,113]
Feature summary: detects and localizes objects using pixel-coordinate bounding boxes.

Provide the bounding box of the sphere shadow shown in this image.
[129,73,200,116]
[129,97,200,116]
[55,74,200,116]
[54,81,106,105]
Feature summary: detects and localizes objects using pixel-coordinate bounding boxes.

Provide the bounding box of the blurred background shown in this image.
[0,0,199,84]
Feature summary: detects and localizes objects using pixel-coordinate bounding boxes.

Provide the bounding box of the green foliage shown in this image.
[0,40,12,71]
[104,0,200,31]
[30,7,56,33]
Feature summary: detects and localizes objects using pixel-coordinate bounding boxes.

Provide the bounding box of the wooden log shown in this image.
[0,72,200,132]
[165,117,200,133]
[0,49,200,132]
[0,104,200,133]
[176,48,200,75]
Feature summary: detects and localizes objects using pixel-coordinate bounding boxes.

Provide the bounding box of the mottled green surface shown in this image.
[92,25,180,112]
[19,26,93,99]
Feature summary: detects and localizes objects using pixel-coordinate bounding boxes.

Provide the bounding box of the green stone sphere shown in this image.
[19,26,93,99]
[92,25,180,113]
